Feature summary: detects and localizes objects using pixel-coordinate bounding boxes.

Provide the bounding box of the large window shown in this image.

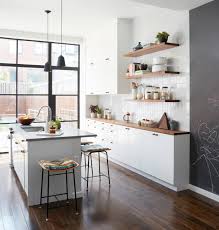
[0,37,80,128]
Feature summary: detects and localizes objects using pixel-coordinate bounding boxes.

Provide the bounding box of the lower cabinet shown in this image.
[86,119,189,190]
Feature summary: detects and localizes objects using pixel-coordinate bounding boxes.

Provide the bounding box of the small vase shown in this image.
[132,89,137,100]
[90,112,96,118]
[97,114,102,119]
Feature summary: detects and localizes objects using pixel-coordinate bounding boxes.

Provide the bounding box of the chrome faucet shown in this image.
[35,106,52,133]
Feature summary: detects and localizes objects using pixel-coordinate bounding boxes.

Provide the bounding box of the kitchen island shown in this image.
[9,123,96,206]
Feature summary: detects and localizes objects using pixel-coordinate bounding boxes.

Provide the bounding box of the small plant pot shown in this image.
[90,112,97,118]
[157,37,168,44]
[97,114,102,119]
[49,128,56,134]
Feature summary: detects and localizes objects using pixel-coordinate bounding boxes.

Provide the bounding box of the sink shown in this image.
[21,126,44,132]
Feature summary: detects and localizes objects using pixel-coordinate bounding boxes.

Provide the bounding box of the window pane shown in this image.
[52,43,78,67]
[18,41,48,65]
[62,121,78,129]
[0,67,16,94]
[0,39,16,63]
[52,70,77,95]
[18,96,48,122]
[0,96,16,123]
[18,68,48,94]
[56,96,78,121]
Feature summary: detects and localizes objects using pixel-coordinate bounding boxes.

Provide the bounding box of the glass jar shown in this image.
[153,91,159,100]
[161,87,168,100]
[145,91,152,100]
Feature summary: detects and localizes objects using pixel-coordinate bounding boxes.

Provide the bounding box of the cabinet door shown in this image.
[139,131,174,184]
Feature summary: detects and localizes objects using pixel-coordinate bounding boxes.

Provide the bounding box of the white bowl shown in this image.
[152,65,167,72]
[152,57,167,65]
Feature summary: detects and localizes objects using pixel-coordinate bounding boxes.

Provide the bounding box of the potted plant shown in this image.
[96,107,102,119]
[49,121,56,134]
[156,32,170,43]
[54,117,62,130]
[89,105,98,118]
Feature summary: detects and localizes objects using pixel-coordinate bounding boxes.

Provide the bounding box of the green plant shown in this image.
[156,31,170,42]
[54,117,62,130]
[96,107,102,115]
[89,105,98,113]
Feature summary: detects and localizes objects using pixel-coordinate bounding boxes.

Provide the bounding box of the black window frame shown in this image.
[0,37,80,128]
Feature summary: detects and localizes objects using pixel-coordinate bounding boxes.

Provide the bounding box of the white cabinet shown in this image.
[85,18,132,95]
[86,119,189,191]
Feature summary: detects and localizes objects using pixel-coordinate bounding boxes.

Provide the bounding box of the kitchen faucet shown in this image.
[35,105,52,133]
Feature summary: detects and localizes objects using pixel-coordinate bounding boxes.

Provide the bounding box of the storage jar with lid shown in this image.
[161,87,168,100]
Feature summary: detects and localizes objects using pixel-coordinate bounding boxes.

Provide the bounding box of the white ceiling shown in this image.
[130,0,214,10]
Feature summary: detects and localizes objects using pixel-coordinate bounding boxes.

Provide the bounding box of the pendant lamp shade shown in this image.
[57,0,65,67]
[44,10,51,72]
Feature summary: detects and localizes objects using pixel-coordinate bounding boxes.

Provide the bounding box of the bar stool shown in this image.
[81,144,111,191]
[81,141,94,176]
[38,158,79,221]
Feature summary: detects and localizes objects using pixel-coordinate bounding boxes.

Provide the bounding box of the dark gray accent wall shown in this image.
[190,0,219,194]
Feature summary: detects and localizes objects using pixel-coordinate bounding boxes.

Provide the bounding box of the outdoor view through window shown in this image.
[0,37,80,152]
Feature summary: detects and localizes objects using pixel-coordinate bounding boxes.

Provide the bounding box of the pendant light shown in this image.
[57,0,65,67]
[44,10,51,72]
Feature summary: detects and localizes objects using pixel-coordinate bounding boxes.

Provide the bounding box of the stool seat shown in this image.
[81,141,93,146]
[39,158,79,171]
[81,144,111,153]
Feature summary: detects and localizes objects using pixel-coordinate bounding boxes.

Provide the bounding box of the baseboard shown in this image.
[188,184,219,203]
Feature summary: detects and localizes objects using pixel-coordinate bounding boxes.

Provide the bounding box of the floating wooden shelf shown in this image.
[127,99,180,103]
[124,42,179,58]
[126,71,180,79]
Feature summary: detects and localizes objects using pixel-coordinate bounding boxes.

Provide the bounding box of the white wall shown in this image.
[96,9,190,131]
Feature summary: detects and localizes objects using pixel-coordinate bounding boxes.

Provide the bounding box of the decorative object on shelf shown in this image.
[131,82,138,100]
[107,111,112,120]
[123,112,130,123]
[156,31,170,44]
[96,107,102,119]
[89,105,98,118]
[152,57,167,65]
[44,10,52,72]
[152,64,167,72]
[137,84,144,100]
[133,42,143,51]
[169,119,179,131]
[103,108,110,119]
[153,91,160,100]
[158,113,170,130]
[138,119,158,128]
[160,86,170,100]
[57,0,66,67]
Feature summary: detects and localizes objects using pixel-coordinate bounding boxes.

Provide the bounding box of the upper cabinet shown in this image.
[85,18,133,95]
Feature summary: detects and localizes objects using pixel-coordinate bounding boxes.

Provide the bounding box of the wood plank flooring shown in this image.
[0,154,219,230]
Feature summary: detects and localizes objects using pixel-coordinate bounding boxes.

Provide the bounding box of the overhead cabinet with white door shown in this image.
[85,18,133,95]
[86,119,190,191]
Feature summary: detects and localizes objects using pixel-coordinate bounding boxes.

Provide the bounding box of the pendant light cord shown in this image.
[61,0,63,55]
[47,12,49,42]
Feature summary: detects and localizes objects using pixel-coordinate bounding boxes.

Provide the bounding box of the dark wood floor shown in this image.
[0,154,219,230]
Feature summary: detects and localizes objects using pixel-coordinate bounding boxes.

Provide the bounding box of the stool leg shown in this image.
[65,170,69,203]
[84,153,87,175]
[98,152,101,180]
[46,171,50,221]
[105,151,111,185]
[72,168,79,215]
[40,168,44,207]
[90,155,94,176]
[86,154,90,191]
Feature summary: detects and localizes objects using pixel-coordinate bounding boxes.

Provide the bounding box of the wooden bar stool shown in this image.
[81,144,111,191]
[38,158,79,221]
[81,141,94,176]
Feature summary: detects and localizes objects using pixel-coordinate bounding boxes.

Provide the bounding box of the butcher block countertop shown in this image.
[88,118,190,136]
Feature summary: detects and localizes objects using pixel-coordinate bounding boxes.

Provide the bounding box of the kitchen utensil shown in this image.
[123,112,130,123]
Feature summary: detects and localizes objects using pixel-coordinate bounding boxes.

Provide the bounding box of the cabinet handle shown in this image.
[105,92,110,94]
[90,92,94,95]
[152,133,158,136]
[21,140,25,142]
[110,130,113,133]
[90,62,94,65]
[21,150,25,153]
[105,58,110,61]
[15,142,19,144]
[125,128,130,130]
[110,142,113,144]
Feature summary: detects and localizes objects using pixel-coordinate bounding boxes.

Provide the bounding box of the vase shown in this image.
[90,112,96,118]
[97,114,102,119]
[132,89,137,100]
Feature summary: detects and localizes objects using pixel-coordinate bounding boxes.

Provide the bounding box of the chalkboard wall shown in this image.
[190,0,219,194]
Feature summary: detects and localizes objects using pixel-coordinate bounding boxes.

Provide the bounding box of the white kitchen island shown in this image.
[9,123,96,206]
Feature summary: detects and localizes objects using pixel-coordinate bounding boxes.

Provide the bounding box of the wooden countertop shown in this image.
[88,118,190,136]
